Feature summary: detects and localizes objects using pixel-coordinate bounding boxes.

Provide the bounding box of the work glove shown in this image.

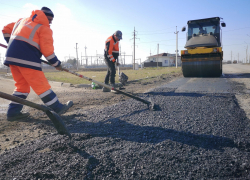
[4,37,10,44]
[55,64,63,71]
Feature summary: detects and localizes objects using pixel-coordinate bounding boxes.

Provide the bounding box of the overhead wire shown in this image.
[138,26,176,33]
[139,31,176,35]
[138,38,185,44]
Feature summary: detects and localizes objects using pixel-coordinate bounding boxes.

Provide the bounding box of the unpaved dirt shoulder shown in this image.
[0,73,181,154]
[229,78,250,119]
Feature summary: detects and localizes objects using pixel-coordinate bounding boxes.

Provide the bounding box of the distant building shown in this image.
[143,53,181,67]
[63,63,73,69]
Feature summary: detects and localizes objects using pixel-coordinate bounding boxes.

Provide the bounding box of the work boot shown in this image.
[7,112,30,121]
[57,101,73,115]
[111,84,118,94]
[102,87,110,92]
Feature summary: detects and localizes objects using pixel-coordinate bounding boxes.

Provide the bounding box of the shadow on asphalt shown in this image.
[70,116,237,152]
[144,91,229,99]
[222,73,250,78]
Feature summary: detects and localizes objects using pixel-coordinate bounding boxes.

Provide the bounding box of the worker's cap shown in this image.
[41,7,54,18]
[114,30,122,40]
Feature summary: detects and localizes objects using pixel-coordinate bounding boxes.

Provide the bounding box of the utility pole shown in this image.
[85,46,88,66]
[246,45,248,63]
[157,44,159,69]
[238,53,239,63]
[132,27,139,70]
[75,43,79,71]
[174,26,179,68]
[96,50,98,66]
[119,45,123,65]
[96,50,97,66]
[231,51,232,64]
[124,52,126,65]
[81,52,82,65]
[133,27,135,70]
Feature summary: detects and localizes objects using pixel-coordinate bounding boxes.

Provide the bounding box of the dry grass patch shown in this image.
[44,67,181,85]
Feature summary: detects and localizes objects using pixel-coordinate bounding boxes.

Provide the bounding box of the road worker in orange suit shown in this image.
[2,7,73,121]
[103,30,122,93]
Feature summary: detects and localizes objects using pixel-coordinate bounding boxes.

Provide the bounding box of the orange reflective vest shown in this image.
[104,35,119,62]
[3,10,61,71]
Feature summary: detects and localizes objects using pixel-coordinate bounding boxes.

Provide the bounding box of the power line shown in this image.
[138,38,185,44]
[223,43,245,46]
[137,26,176,32]
[224,27,250,32]
[139,31,176,35]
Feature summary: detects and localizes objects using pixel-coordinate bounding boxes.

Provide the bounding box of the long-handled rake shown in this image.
[0,42,156,110]
[42,60,156,111]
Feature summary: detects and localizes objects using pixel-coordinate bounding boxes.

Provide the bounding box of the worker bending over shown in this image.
[2,7,73,121]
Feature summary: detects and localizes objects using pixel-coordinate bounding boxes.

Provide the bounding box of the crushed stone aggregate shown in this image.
[0,87,250,179]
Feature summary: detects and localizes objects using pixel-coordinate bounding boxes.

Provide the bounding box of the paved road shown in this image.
[161,64,250,94]
[223,63,250,74]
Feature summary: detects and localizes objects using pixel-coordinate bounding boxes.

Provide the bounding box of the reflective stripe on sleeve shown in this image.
[5,57,42,68]
[3,33,11,37]
[50,61,59,67]
[112,51,119,53]
[46,53,55,60]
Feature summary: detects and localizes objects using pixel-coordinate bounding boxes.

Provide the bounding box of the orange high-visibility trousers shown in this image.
[9,65,51,95]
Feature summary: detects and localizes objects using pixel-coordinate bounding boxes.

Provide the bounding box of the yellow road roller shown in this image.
[181,17,226,77]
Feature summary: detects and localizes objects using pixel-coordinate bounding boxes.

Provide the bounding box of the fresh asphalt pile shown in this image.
[1,86,250,179]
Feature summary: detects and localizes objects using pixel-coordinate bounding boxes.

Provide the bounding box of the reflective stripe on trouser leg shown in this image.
[39,89,63,113]
[7,91,29,117]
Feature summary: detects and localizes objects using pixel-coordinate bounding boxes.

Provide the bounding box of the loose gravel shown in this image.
[0,86,250,179]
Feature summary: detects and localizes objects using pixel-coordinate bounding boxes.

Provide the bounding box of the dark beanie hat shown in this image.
[41,7,54,17]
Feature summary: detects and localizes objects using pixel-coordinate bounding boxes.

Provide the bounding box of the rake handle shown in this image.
[0,91,48,112]
[41,60,151,105]
[0,42,151,106]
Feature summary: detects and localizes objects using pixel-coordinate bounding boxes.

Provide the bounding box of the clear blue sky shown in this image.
[0,0,250,64]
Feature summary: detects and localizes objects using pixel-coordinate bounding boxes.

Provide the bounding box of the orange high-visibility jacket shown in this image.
[2,22,15,43]
[104,35,119,62]
[3,10,61,71]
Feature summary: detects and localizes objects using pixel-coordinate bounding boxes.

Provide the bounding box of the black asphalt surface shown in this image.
[0,84,250,179]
